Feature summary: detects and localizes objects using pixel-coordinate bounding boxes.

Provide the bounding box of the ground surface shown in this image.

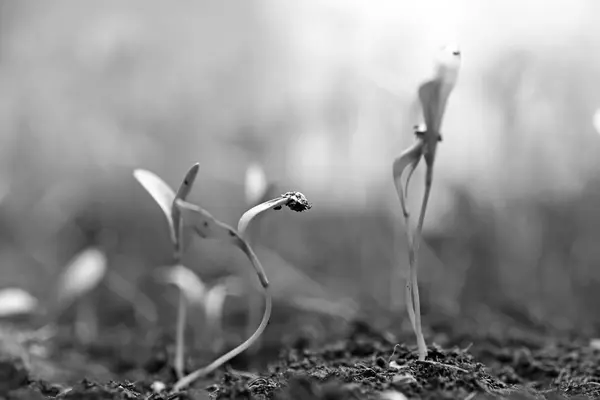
[0,313,599,400]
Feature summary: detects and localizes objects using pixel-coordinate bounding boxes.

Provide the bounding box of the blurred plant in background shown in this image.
[0,0,599,367]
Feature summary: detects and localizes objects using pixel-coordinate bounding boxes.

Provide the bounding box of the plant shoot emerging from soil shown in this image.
[392,44,461,361]
[171,190,311,392]
[55,247,107,343]
[156,263,206,376]
[134,163,200,378]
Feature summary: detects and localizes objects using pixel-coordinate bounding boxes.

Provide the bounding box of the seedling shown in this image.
[135,163,311,390]
[156,263,206,375]
[53,243,158,344]
[392,44,461,361]
[157,265,242,355]
[171,191,311,392]
[0,288,38,318]
[134,163,200,379]
[202,277,244,352]
[56,247,107,343]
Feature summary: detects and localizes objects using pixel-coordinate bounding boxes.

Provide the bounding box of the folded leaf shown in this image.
[392,140,424,217]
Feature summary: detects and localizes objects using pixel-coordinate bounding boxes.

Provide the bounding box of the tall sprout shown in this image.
[392,44,462,361]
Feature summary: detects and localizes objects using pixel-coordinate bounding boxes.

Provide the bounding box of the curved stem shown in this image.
[172,291,272,392]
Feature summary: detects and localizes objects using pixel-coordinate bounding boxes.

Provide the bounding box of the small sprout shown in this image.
[156,264,207,379]
[56,247,107,307]
[0,288,38,318]
[55,247,106,343]
[134,164,201,379]
[171,201,272,392]
[171,191,312,392]
[54,245,156,343]
[392,44,461,361]
[203,278,243,352]
[204,281,241,330]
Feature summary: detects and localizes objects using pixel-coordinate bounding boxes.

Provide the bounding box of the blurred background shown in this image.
[1,0,600,373]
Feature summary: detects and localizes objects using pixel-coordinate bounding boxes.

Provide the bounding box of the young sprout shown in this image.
[202,277,244,352]
[55,247,107,343]
[134,163,200,378]
[392,44,461,361]
[56,247,107,307]
[171,191,311,392]
[52,239,158,344]
[0,288,38,318]
[156,264,206,378]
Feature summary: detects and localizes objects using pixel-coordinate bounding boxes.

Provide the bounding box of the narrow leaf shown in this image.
[134,169,177,243]
[172,163,200,251]
[392,140,424,217]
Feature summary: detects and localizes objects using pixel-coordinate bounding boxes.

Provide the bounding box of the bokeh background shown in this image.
[1,0,600,369]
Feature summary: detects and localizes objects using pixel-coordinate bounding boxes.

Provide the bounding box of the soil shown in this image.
[0,310,599,400]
